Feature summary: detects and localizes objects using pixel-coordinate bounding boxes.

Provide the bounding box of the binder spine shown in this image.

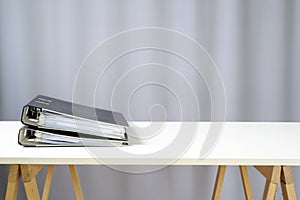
[21,106,41,126]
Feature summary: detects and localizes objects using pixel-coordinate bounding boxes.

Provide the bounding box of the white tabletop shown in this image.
[0,121,300,165]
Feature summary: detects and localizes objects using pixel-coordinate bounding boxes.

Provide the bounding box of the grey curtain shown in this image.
[0,0,299,199]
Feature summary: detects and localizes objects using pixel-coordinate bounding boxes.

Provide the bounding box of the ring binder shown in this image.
[19,95,129,146]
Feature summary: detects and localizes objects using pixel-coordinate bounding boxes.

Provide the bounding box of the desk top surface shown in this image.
[1,121,300,166]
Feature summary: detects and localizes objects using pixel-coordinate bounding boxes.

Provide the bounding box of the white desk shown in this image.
[1,121,299,200]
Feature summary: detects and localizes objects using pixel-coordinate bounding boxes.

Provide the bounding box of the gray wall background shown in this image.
[0,0,300,199]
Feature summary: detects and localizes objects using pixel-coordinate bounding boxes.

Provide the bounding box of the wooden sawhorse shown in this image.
[5,164,297,200]
[5,164,84,200]
[212,166,297,200]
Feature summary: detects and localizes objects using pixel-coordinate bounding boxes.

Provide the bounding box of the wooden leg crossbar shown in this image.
[212,166,297,200]
[5,164,84,200]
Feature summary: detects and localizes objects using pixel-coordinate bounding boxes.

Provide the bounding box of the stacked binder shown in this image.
[18,95,129,146]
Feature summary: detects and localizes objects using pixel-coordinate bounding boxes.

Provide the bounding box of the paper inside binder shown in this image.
[37,111,126,140]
